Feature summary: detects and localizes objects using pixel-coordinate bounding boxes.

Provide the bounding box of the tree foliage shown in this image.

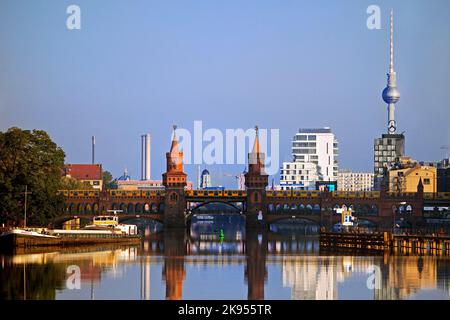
[102,170,113,188]
[0,127,66,226]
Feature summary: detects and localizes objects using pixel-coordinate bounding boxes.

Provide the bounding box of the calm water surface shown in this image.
[1,216,450,300]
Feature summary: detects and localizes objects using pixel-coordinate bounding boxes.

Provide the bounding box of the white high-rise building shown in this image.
[280,128,338,190]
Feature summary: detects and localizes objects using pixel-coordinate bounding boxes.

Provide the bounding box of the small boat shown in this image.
[0,228,61,248]
[1,228,59,239]
[0,215,140,249]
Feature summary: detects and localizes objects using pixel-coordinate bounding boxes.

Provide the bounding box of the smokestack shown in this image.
[141,134,151,180]
[92,136,95,164]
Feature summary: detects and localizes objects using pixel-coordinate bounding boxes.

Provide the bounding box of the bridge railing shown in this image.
[108,190,165,198]
[58,190,100,198]
[185,190,246,197]
[424,192,450,200]
[386,192,420,199]
[59,189,166,198]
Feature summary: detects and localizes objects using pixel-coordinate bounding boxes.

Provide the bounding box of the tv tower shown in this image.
[382,9,401,134]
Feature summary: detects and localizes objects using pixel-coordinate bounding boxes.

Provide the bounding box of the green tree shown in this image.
[102,170,112,185]
[0,127,66,226]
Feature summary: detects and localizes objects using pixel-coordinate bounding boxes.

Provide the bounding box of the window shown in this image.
[424,178,430,185]
[307,135,316,141]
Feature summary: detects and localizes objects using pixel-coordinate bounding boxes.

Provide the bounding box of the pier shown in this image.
[320,231,450,255]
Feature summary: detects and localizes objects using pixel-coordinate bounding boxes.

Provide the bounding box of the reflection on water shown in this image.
[1,215,450,300]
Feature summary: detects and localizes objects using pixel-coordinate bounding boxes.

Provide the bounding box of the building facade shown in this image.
[280,127,338,190]
[374,133,405,178]
[388,157,437,193]
[63,164,103,190]
[292,128,338,182]
[279,162,320,190]
[337,170,374,192]
[200,169,212,189]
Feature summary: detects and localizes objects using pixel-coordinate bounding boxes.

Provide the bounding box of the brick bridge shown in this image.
[58,127,449,229]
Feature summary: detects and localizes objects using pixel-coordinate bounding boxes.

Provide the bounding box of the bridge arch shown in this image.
[191,201,241,213]
[69,203,77,214]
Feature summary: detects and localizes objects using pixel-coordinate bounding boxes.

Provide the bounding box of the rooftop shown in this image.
[297,128,332,134]
[63,164,102,180]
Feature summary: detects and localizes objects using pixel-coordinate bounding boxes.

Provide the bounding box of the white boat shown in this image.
[1,228,59,239]
[82,214,138,235]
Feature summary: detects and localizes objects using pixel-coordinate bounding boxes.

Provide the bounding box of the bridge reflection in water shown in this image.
[2,214,450,300]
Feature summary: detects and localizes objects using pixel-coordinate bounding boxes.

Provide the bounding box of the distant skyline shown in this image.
[1,0,449,187]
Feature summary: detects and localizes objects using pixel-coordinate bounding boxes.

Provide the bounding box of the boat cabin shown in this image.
[92,215,119,226]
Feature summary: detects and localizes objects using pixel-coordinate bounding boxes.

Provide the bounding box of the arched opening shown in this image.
[158,203,165,213]
[298,204,306,214]
[170,192,178,202]
[128,203,135,214]
[370,204,379,216]
[144,203,150,213]
[78,203,84,214]
[268,203,275,213]
[120,203,127,214]
[135,203,143,214]
[151,203,158,213]
[192,201,240,214]
[93,203,99,214]
[306,204,313,215]
[85,203,92,215]
[275,204,282,213]
[313,204,321,214]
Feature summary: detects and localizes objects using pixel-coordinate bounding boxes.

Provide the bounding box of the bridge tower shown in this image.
[162,126,187,228]
[245,126,269,229]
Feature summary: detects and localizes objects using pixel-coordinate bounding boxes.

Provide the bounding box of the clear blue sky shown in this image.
[1,0,449,187]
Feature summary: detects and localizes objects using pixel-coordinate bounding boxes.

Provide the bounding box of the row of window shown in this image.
[293,148,317,154]
[292,142,317,148]
[294,135,317,141]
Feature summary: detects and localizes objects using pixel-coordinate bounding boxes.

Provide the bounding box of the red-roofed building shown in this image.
[63,164,103,190]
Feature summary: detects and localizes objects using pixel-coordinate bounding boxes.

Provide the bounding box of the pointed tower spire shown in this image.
[170,125,180,154]
[252,125,261,154]
[382,9,401,134]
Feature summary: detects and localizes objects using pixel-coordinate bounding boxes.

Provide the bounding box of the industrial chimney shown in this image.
[141,134,151,180]
[92,136,95,164]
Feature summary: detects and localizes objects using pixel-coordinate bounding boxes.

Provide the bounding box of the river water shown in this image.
[1,216,450,300]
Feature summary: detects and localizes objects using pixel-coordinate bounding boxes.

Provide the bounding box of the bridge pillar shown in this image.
[162,126,188,228]
[245,126,268,230]
[163,188,187,228]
